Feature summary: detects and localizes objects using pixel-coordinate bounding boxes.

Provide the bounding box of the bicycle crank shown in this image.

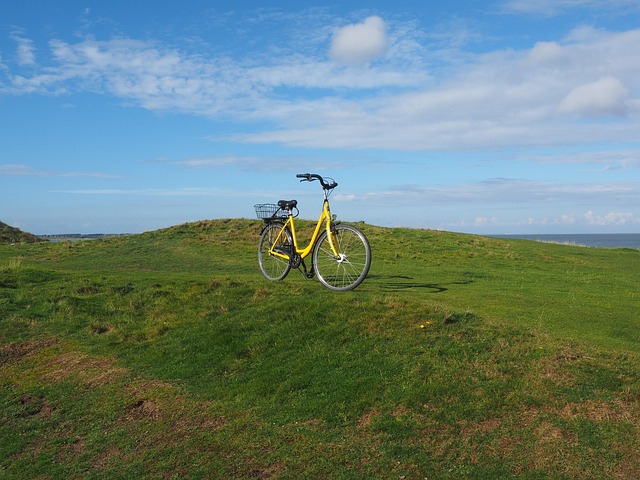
[290,253,302,269]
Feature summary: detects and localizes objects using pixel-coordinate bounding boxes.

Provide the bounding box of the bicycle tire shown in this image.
[258,222,292,281]
[313,224,371,291]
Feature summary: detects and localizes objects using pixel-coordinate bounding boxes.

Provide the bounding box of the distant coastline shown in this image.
[490,233,640,249]
[36,232,640,249]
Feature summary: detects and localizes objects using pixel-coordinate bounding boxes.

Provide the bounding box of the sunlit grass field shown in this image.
[1,219,639,478]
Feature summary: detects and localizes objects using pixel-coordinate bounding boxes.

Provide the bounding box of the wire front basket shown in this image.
[254,203,282,219]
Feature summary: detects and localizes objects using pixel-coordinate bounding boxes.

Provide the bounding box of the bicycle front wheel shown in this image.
[258,222,292,281]
[313,224,371,291]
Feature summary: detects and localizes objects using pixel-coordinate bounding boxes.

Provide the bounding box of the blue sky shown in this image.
[2,0,640,235]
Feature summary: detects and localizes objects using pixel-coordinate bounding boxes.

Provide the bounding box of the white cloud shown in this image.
[4,22,640,152]
[527,41,567,66]
[446,212,588,230]
[235,27,640,150]
[15,36,36,66]
[584,210,639,226]
[474,216,499,227]
[559,214,577,224]
[558,76,629,117]
[329,16,389,65]
[6,34,417,114]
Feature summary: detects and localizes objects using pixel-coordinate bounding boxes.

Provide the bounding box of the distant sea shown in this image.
[490,233,640,249]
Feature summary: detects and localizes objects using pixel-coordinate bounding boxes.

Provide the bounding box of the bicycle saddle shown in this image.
[278,199,298,210]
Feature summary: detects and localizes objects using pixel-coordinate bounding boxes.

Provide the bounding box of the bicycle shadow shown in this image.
[366,275,470,293]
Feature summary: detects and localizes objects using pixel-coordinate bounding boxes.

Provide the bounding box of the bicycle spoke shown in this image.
[313,225,371,291]
[257,174,371,291]
[258,223,291,281]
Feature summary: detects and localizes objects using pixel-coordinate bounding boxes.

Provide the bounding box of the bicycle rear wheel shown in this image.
[313,224,371,291]
[258,222,292,281]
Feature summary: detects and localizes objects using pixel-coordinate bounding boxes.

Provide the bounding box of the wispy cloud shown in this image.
[500,0,640,16]
[57,187,265,197]
[149,154,350,173]
[3,16,640,154]
[235,26,637,150]
[341,178,640,207]
[14,36,36,66]
[4,32,423,111]
[0,163,119,178]
[234,27,640,150]
[515,149,640,170]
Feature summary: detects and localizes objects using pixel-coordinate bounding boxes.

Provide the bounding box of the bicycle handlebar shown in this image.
[296,173,338,190]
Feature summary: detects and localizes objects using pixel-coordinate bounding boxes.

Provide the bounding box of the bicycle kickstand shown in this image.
[298,259,315,279]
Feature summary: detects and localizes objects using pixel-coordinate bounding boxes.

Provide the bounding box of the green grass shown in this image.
[0,220,43,244]
[1,219,639,478]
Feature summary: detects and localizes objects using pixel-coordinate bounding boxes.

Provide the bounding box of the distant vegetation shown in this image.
[1,218,638,478]
[37,233,131,242]
[0,220,44,244]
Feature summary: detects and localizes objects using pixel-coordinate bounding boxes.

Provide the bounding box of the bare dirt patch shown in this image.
[122,398,164,421]
[15,394,56,419]
[42,350,128,388]
[0,338,59,366]
[357,409,381,428]
[560,399,638,423]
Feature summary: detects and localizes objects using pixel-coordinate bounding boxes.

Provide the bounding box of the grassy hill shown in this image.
[0,220,43,244]
[1,219,639,478]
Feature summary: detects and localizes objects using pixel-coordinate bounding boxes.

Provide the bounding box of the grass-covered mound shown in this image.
[0,220,43,244]
[1,219,639,478]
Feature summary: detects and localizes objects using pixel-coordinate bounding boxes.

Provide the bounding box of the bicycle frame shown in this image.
[269,191,338,261]
[257,172,371,290]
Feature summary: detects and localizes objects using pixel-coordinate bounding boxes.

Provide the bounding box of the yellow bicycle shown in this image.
[255,173,371,291]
